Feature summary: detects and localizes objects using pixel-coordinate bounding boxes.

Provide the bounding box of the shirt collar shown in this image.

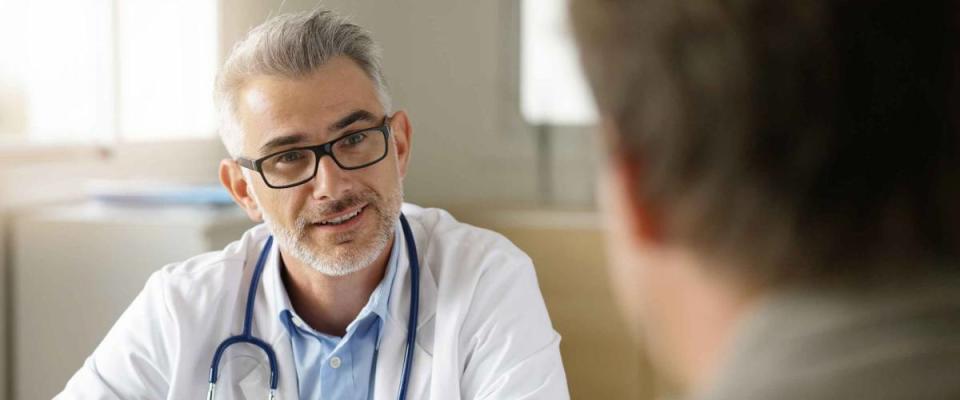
[271,220,403,337]
[367,221,402,321]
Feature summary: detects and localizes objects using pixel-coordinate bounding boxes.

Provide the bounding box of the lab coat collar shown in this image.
[373,212,438,399]
[260,233,290,345]
[366,221,404,342]
[239,228,298,400]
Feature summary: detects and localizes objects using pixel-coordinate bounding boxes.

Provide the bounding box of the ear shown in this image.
[601,119,662,246]
[388,110,413,178]
[219,159,264,223]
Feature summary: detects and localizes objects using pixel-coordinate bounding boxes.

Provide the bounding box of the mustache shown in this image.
[295,191,380,227]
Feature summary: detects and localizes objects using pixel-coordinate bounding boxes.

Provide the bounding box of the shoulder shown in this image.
[403,203,532,272]
[402,203,537,300]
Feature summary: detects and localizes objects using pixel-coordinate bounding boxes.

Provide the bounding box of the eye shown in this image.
[276,150,306,163]
[342,132,367,146]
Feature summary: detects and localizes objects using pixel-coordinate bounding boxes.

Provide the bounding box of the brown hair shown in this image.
[572,1,960,286]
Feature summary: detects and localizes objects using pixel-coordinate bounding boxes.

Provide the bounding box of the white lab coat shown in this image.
[57,204,569,399]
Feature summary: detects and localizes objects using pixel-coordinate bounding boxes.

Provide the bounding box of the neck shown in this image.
[645,251,764,395]
[280,234,395,337]
[672,278,759,393]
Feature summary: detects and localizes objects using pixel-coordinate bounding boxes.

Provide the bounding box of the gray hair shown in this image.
[215,8,392,157]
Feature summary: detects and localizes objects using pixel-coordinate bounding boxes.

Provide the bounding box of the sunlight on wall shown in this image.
[521,0,596,126]
[0,0,217,143]
[117,0,218,140]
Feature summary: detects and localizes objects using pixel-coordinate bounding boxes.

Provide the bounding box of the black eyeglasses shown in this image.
[237,118,391,189]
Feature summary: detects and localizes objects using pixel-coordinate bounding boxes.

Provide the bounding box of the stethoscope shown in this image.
[207,214,421,400]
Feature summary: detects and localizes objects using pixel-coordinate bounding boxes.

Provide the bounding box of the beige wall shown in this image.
[317,0,538,205]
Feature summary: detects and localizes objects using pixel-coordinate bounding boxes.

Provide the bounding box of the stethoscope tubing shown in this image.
[398,213,420,400]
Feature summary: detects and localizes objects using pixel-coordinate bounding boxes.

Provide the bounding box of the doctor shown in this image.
[58,7,568,400]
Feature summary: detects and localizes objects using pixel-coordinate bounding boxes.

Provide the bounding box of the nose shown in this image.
[310,155,352,201]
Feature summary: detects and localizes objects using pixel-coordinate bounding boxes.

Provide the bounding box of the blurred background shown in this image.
[0,0,656,398]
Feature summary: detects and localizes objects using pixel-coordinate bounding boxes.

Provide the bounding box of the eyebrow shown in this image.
[257,109,378,155]
[328,109,377,132]
[258,134,306,155]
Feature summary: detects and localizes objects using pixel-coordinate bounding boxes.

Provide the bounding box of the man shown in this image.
[58,8,568,399]
[571,1,960,399]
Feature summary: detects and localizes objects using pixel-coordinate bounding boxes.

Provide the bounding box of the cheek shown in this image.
[366,161,403,197]
[258,186,307,222]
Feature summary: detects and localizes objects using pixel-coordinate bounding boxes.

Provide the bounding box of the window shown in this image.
[0,0,218,144]
[521,0,596,126]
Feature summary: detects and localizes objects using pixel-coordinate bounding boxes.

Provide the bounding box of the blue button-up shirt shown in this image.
[272,224,401,399]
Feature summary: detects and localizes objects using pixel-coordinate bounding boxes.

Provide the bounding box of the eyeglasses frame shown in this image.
[236,117,392,189]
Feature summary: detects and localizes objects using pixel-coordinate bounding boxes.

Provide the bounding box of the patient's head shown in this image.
[571,0,960,389]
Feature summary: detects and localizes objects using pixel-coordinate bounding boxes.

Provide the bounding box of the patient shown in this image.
[571,1,960,399]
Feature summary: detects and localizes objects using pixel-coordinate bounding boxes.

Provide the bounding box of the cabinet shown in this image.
[1,212,7,399]
[10,203,253,400]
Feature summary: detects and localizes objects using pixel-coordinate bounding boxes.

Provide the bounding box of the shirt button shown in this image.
[329,356,342,369]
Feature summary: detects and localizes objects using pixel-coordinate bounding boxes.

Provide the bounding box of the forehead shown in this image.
[236,56,384,153]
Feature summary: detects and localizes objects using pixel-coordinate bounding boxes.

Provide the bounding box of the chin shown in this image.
[300,229,388,274]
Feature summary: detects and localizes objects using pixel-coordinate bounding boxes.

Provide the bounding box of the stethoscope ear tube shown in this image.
[397,214,420,400]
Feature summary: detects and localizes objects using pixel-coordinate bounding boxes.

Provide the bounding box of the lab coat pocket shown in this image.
[217,354,271,400]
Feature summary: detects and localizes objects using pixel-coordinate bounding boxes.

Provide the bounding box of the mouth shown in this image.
[311,204,368,231]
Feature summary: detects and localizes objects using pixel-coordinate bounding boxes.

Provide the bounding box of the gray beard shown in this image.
[261,186,403,277]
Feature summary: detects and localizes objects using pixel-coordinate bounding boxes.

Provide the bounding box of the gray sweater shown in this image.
[697,274,960,400]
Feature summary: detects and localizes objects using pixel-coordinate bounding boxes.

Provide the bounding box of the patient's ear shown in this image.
[219,159,263,222]
[602,120,662,247]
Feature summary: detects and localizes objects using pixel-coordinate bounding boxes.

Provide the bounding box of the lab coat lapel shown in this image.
[374,217,438,399]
